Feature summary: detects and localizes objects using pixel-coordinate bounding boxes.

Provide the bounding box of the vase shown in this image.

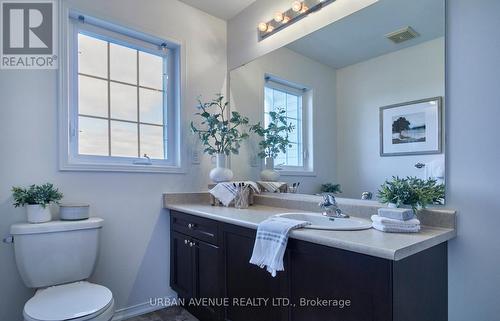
[26,204,51,223]
[260,157,280,181]
[209,153,234,183]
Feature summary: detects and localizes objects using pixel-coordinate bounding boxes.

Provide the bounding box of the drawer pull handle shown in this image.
[187,223,196,229]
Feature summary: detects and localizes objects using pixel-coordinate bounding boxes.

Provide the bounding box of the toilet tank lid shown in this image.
[11,217,103,235]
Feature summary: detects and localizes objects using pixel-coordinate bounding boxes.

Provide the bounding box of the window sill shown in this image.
[275,169,316,177]
[59,161,186,174]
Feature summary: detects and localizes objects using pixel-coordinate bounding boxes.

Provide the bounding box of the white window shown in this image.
[264,76,313,174]
[59,13,181,173]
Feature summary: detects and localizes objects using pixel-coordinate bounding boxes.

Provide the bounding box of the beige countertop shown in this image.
[163,193,456,261]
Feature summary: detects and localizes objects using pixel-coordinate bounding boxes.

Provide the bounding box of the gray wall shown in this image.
[446,0,500,319]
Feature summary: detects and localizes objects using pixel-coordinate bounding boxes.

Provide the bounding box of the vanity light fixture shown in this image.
[258,0,336,40]
[258,22,269,32]
[291,1,303,12]
[274,11,284,22]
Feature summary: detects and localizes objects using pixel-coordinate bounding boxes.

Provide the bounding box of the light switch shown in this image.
[191,150,201,165]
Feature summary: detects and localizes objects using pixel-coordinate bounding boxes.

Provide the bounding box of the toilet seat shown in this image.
[23,281,114,321]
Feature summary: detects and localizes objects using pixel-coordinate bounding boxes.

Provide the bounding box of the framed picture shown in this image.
[380,97,442,156]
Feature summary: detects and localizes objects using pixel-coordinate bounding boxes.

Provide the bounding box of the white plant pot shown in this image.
[26,204,51,223]
[260,157,280,181]
[209,153,234,183]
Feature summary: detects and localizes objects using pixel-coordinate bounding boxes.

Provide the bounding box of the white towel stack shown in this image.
[371,207,421,233]
[250,217,310,277]
[209,181,259,206]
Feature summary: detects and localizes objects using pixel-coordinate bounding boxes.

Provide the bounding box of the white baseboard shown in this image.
[112,297,176,321]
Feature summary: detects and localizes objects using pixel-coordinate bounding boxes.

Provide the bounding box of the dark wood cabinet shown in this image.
[223,224,288,321]
[170,212,223,321]
[170,210,447,321]
[170,231,194,299]
[287,239,392,321]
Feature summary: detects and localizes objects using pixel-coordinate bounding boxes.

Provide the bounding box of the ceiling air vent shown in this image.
[385,26,420,44]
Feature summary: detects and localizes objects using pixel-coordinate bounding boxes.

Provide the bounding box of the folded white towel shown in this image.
[378,207,415,221]
[372,222,421,233]
[371,215,420,227]
[250,217,310,277]
[371,215,421,233]
[257,181,288,193]
[209,181,259,206]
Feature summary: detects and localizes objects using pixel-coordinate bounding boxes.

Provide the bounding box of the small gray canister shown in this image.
[59,204,90,220]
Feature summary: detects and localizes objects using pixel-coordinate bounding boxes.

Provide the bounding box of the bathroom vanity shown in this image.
[164,193,455,321]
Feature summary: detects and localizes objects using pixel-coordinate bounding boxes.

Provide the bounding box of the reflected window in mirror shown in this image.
[264,77,311,173]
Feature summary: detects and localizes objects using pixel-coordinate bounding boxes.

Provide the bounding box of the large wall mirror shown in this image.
[229,0,445,202]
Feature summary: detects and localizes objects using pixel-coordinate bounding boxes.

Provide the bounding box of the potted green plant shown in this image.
[12,183,63,223]
[191,94,250,182]
[250,107,294,181]
[320,183,342,194]
[377,176,445,213]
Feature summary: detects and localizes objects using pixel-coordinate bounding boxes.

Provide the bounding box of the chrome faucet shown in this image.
[319,194,349,218]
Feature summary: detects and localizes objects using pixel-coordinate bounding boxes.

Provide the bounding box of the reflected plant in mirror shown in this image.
[250,107,295,181]
[250,107,295,159]
[320,183,342,194]
[377,176,445,212]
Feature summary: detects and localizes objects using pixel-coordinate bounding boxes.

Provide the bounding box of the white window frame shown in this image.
[264,76,315,176]
[58,8,184,173]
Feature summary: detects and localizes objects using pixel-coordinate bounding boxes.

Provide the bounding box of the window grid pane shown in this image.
[264,85,303,167]
[77,32,167,160]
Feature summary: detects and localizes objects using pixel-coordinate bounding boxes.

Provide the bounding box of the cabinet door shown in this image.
[288,239,392,321]
[223,224,288,321]
[170,231,193,299]
[190,239,223,321]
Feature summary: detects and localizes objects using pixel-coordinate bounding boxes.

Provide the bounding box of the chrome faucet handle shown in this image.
[319,194,349,218]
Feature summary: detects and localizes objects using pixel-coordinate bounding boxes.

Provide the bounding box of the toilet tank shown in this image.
[10,218,104,288]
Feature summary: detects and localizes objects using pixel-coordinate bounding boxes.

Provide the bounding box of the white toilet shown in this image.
[10,218,115,321]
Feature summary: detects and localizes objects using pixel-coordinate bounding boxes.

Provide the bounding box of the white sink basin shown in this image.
[275,212,372,231]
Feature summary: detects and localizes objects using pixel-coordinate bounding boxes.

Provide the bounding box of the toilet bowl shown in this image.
[23,282,114,321]
[10,218,114,321]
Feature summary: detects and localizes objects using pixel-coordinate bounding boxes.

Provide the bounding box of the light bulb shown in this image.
[267,25,274,33]
[300,4,309,13]
[291,1,303,12]
[258,22,268,32]
[274,11,284,22]
[282,15,291,23]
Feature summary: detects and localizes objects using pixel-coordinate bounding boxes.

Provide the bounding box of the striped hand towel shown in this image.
[209,181,259,206]
[250,217,310,277]
[257,181,288,193]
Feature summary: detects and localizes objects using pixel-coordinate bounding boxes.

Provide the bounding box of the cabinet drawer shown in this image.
[171,211,220,245]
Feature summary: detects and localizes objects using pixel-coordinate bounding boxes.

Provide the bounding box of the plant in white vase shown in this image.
[12,183,63,223]
[191,94,250,182]
[250,108,295,181]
